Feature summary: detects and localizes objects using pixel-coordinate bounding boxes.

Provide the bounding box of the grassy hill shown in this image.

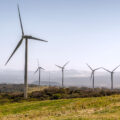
[0,94,120,120]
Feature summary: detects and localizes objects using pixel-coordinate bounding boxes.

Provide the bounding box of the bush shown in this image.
[51,94,62,100]
[0,86,120,103]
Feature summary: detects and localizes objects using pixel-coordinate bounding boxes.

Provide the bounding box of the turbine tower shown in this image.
[35,60,45,86]
[102,65,120,90]
[5,5,48,99]
[86,64,101,90]
[55,61,70,87]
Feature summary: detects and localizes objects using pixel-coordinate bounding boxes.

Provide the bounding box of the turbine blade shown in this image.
[40,67,45,70]
[90,72,93,80]
[28,36,48,42]
[102,67,111,73]
[94,67,101,71]
[34,68,39,74]
[113,65,120,72]
[86,63,93,70]
[63,61,70,68]
[55,65,62,69]
[17,4,24,35]
[5,38,23,65]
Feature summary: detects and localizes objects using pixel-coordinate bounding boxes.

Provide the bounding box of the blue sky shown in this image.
[1,0,120,71]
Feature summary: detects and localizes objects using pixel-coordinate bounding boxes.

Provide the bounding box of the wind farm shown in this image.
[1,0,120,120]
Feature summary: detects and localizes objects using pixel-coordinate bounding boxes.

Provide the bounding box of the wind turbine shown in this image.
[102,65,120,90]
[86,64,101,90]
[55,61,70,87]
[35,60,45,87]
[5,5,48,99]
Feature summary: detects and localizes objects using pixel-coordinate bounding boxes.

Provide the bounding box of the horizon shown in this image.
[0,69,120,89]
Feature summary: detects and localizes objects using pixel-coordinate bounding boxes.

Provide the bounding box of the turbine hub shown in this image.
[23,35,32,38]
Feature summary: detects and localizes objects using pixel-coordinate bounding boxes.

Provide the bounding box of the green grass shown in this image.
[0,95,120,120]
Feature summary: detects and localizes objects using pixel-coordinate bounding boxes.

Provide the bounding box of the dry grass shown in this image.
[0,95,120,120]
[28,86,49,93]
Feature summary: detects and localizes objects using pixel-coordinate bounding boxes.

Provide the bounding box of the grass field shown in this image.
[0,94,120,120]
[28,86,48,93]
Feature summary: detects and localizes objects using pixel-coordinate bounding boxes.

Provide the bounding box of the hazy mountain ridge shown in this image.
[0,69,120,88]
[32,81,60,86]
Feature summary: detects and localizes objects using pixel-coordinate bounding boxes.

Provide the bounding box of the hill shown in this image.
[0,95,120,120]
[1,70,120,89]
[0,87,120,120]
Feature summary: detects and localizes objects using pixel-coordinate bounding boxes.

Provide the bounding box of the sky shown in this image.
[1,0,120,71]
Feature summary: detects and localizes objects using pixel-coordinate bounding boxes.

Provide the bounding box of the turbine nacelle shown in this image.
[22,35,48,42]
[23,35,33,38]
[39,67,45,70]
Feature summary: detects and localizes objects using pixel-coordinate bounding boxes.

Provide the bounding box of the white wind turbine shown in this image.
[102,65,120,90]
[35,60,45,86]
[5,5,48,99]
[86,64,101,90]
[55,61,70,87]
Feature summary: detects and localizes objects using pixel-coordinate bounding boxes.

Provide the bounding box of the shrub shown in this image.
[51,93,62,100]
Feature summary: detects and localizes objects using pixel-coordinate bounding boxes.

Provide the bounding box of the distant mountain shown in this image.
[32,81,60,86]
[0,69,120,88]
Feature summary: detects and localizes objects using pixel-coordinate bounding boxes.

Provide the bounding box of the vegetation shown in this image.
[0,86,120,103]
[0,94,120,119]
[0,84,39,93]
[0,85,120,119]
